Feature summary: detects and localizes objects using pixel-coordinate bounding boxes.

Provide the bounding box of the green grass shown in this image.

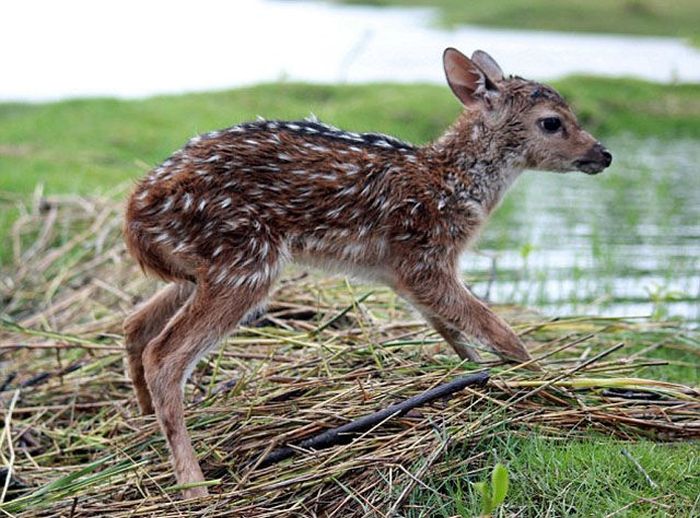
[0,83,451,196]
[338,0,700,43]
[410,435,700,517]
[2,78,699,200]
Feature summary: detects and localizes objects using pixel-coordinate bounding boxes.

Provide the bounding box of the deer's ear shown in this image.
[443,47,498,107]
[471,50,504,87]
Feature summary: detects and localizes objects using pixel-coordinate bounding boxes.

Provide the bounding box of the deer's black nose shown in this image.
[591,143,612,168]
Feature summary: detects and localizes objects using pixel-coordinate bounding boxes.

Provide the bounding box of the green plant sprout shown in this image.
[473,463,509,518]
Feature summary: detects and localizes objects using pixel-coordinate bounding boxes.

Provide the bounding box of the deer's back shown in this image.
[124,120,458,282]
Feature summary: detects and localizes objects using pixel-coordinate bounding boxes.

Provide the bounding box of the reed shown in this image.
[0,192,697,516]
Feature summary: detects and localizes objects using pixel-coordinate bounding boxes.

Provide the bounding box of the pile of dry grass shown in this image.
[1,191,698,516]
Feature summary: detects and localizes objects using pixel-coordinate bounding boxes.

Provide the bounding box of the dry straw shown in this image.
[0,190,698,516]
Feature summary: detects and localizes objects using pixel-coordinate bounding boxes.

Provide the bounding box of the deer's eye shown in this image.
[539,117,562,133]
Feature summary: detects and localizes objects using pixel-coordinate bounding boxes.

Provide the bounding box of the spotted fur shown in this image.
[123,48,611,498]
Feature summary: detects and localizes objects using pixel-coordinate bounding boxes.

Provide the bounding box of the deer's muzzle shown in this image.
[574,143,612,175]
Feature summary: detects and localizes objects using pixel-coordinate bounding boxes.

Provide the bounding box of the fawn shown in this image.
[123,48,611,498]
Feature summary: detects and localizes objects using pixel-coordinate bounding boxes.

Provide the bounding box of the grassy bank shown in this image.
[338,0,700,43]
[1,78,698,198]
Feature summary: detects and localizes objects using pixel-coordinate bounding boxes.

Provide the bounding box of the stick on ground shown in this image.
[259,370,490,467]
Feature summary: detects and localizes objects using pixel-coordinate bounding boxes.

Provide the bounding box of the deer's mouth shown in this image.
[573,159,607,175]
[574,144,612,175]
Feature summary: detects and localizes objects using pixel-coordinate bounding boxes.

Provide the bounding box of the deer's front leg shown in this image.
[425,316,482,362]
[396,268,532,363]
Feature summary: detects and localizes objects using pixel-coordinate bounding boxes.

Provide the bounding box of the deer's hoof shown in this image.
[182,486,209,500]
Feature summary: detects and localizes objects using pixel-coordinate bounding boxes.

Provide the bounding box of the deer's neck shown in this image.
[426,112,525,213]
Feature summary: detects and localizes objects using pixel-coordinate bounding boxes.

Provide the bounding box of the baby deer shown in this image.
[123,48,611,498]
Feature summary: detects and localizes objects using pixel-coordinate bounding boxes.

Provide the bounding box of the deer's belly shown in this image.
[290,235,393,283]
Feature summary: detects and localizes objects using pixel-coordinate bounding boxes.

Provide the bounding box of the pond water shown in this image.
[2,0,700,102]
[466,137,700,323]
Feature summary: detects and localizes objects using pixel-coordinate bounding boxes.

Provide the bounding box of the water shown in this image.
[466,137,700,323]
[2,0,700,102]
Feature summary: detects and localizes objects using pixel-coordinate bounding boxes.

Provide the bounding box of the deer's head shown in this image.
[443,47,612,175]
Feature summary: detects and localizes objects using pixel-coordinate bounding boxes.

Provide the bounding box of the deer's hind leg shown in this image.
[124,282,195,414]
[142,260,280,499]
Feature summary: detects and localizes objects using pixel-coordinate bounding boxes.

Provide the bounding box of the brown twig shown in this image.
[259,370,489,467]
